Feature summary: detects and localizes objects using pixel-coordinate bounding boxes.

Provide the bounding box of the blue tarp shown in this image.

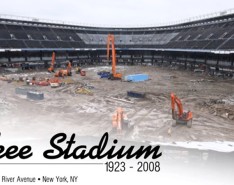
[124,74,149,82]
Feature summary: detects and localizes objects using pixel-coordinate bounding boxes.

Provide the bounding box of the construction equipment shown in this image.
[31,77,61,87]
[48,52,56,73]
[75,67,82,74]
[54,60,72,77]
[49,78,62,88]
[112,107,128,132]
[80,70,86,76]
[75,67,86,76]
[171,92,193,128]
[106,34,122,80]
[98,71,110,78]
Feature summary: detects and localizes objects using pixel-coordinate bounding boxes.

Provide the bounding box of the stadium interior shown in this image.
[0,9,234,145]
[0,11,233,75]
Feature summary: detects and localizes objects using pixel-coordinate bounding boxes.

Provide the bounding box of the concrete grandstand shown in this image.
[0,10,234,75]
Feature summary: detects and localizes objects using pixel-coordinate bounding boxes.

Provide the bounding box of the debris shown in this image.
[169,75,177,79]
[0,76,8,81]
[50,83,60,88]
[229,115,234,120]
[75,67,82,74]
[84,84,94,89]
[209,99,225,105]
[167,127,172,136]
[27,91,44,100]
[62,78,75,84]
[127,91,146,98]
[49,78,62,88]
[15,87,34,95]
[76,87,93,96]
[223,98,234,105]
[60,86,75,93]
[107,97,134,104]
[18,77,24,82]
[80,70,86,76]
[190,135,197,140]
[36,81,50,86]
[164,75,177,79]
[4,68,19,73]
[190,79,205,83]
[194,69,204,73]
[26,79,30,85]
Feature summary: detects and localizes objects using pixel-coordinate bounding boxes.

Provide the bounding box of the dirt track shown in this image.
[0,66,234,142]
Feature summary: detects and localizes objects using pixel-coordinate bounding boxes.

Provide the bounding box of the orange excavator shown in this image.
[112,107,129,133]
[107,34,122,80]
[48,52,56,73]
[171,92,193,128]
[54,60,72,77]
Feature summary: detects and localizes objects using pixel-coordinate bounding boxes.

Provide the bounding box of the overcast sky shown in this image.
[0,0,234,27]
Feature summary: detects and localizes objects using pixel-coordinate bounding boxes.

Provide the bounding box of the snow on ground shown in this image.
[151,141,234,152]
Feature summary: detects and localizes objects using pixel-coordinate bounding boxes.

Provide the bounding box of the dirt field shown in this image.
[0,65,234,143]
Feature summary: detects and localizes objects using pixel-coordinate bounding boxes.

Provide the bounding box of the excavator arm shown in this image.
[48,52,55,73]
[107,34,116,75]
[107,37,110,61]
[106,34,122,80]
[67,61,72,73]
[171,92,184,119]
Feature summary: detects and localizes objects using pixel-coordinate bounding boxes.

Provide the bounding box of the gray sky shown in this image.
[0,0,234,27]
